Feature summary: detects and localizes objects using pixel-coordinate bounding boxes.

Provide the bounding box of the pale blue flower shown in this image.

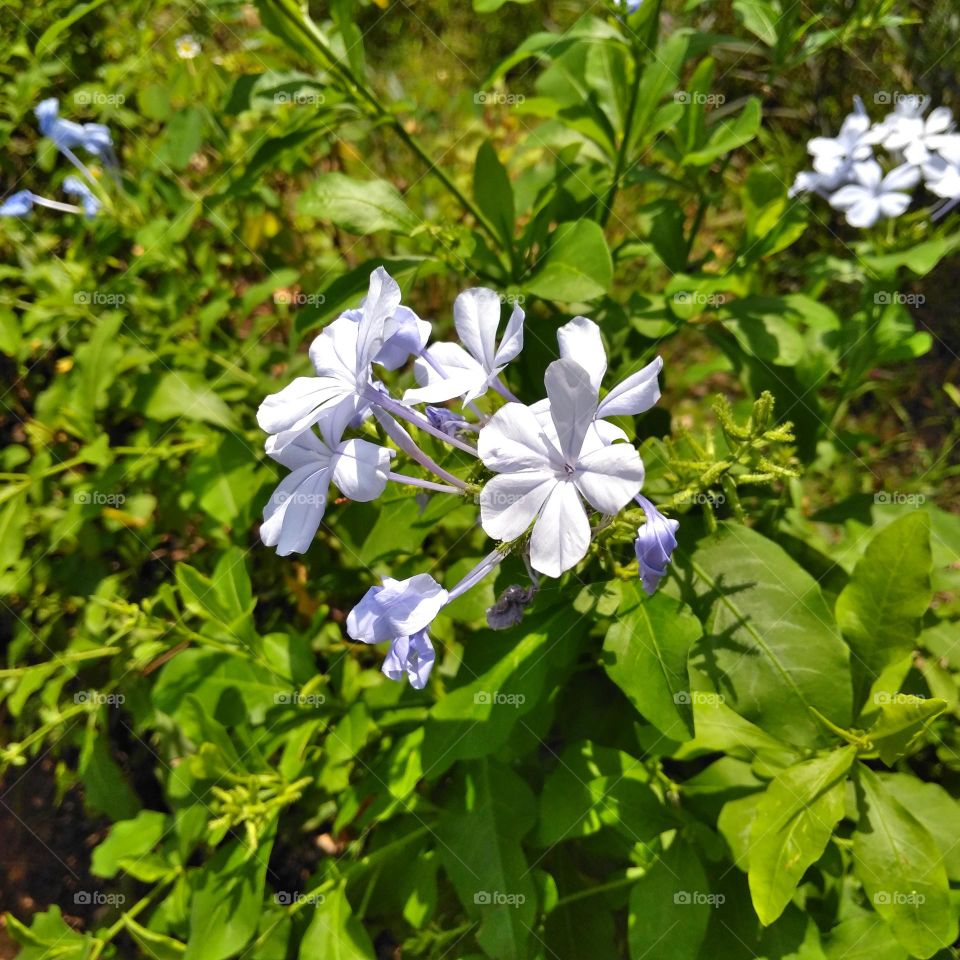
[382,630,435,689]
[0,191,35,217]
[634,494,679,595]
[62,176,101,219]
[35,98,116,161]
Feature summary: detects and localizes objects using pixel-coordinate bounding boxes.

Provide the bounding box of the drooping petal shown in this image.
[257,376,350,443]
[529,481,591,577]
[346,574,448,644]
[382,629,435,689]
[375,305,431,370]
[260,464,331,556]
[557,316,607,392]
[545,358,598,464]
[597,356,663,418]
[479,471,555,541]
[404,341,487,405]
[478,403,556,473]
[330,438,393,502]
[575,443,646,514]
[454,287,502,369]
[493,302,525,366]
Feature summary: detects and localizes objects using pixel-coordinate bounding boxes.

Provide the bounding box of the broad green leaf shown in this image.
[157,108,206,171]
[536,741,675,845]
[852,764,954,958]
[183,827,276,960]
[526,220,613,301]
[34,0,110,56]
[437,759,538,960]
[70,313,124,433]
[734,0,779,45]
[602,584,701,740]
[836,513,932,708]
[684,98,762,166]
[79,731,140,820]
[297,172,418,234]
[474,140,515,247]
[748,747,856,924]
[690,522,853,747]
[122,917,186,960]
[824,908,908,960]
[718,793,763,870]
[91,810,168,878]
[143,372,237,430]
[298,884,376,960]
[6,906,94,960]
[865,696,947,766]
[628,839,711,960]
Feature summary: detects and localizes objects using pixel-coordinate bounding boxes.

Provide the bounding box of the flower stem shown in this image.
[388,472,463,495]
[373,408,470,490]
[368,387,478,456]
[448,548,506,600]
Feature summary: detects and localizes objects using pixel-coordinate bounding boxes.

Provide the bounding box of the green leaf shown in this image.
[734,0,779,45]
[298,884,376,960]
[824,908,908,960]
[143,372,238,430]
[6,906,94,960]
[853,764,954,958]
[865,695,946,766]
[536,741,675,845]
[474,140,515,247]
[122,917,186,960]
[628,839,711,960]
[473,0,535,10]
[297,172,418,235]
[438,759,538,960]
[748,747,857,925]
[34,0,110,56]
[690,522,853,747]
[602,584,701,740]
[684,98,761,166]
[183,826,276,960]
[157,108,206,171]
[91,810,168,878]
[836,513,933,702]
[526,220,613,301]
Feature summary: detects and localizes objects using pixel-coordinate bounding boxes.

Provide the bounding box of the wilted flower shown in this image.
[478,358,645,578]
[405,287,523,405]
[633,495,679,595]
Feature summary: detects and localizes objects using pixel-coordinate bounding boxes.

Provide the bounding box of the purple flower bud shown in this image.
[634,494,679,595]
[425,405,471,438]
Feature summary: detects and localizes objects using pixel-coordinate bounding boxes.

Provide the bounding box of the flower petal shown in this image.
[260,465,331,556]
[454,287,502,369]
[357,266,401,366]
[346,574,448,644]
[257,376,350,443]
[376,306,431,371]
[493,302,525,366]
[545,358,598,463]
[597,356,663,418]
[405,342,487,405]
[479,471,555,541]
[479,403,556,472]
[529,481,590,577]
[557,316,607,393]
[265,429,332,471]
[575,443,645,513]
[877,191,912,219]
[882,163,921,192]
[845,197,882,228]
[331,439,393,502]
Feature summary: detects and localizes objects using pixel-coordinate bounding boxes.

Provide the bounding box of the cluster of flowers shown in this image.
[0,99,117,221]
[258,268,679,690]
[790,95,960,226]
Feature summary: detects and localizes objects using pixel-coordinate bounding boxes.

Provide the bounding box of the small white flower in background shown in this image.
[807,98,874,178]
[478,358,646,578]
[404,287,523,405]
[176,35,201,59]
[261,427,393,556]
[883,105,956,166]
[828,160,919,227]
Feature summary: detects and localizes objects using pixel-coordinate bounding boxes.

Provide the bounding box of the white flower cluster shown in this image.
[790,95,960,226]
[258,268,678,689]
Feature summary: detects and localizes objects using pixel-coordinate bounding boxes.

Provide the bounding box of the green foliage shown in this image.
[2,0,959,958]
